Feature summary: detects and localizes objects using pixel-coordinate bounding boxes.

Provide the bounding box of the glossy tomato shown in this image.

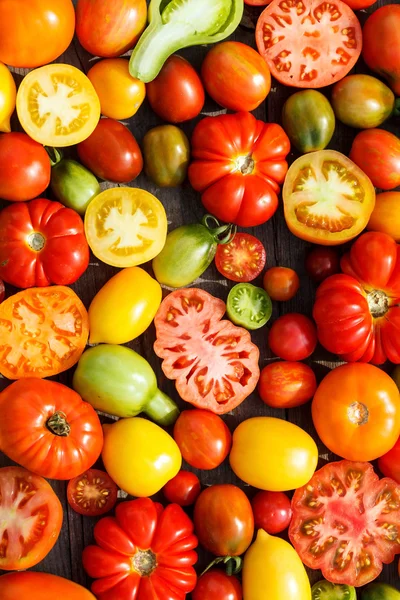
[193,570,242,600]
[258,361,317,409]
[305,246,340,282]
[147,55,205,123]
[362,583,400,600]
[173,409,232,470]
[378,437,400,484]
[263,267,299,301]
[189,111,290,227]
[143,124,190,188]
[0,572,96,600]
[162,471,201,506]
[215,233,266,283]
[343,0,376,7]
[256,0,362,88]
[269,313,317,361]
[67,469,118,517]
[368,192,400,242]
[50,153,101,215]
[251,491,292,534]
[0,62,16,134]
[0,133,50,201]
[0,0,75,68]
[350,129,400,190]
[201,41,270,111]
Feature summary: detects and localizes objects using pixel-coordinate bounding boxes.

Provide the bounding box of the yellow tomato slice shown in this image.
[84,187,167,268]
[16,64,100,147]
[283,150,376,246]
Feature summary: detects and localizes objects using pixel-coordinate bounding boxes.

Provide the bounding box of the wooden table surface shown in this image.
[1,0,400,595]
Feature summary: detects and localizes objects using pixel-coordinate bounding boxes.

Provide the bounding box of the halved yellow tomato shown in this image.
[16,64,100,147]
[283,150,376,246]
[84,187,167,268]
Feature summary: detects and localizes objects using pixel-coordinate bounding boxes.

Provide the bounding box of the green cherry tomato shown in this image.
[227,283,272,330]
[282,90,335,153]
[361,583,400,600]
[143,124,190,187]
[312,580,356,600]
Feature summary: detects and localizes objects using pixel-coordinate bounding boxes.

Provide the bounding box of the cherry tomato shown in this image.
[67,469,118,517]
[215,233,266,283]
[162,471,201,507]
[263,267,299,301]
[305,246,340,283]
[268,313,317,361]
[251,491,292,534]
[193,570,242,600]
[258,361,317,409]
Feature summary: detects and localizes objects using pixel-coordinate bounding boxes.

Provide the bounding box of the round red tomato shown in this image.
[193,570,242,600]
[162,471,201,506]
[258,361,317,408]
[263,267,299,301]
[67,469,118,517]
[378,437,400,484]
[268,314,317,361]
[147,55,205,123]
[173,409,232,470]
[350,129,400,190]
[0,133,50,201]
[251,491,292,534]
[0,199,89,288]
[215,233,266,283]
[305,247,340,283]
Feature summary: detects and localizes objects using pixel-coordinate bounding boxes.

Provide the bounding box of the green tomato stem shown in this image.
[201,214,237,245]
[201,555,243,577]
[46,147,64,167]
[393,98,400,118]
[144,388,180,426]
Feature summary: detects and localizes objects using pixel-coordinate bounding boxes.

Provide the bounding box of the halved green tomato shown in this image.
[283,150,376,246]
[16,64,101,147]
[84,187,167,268]
[312,580,356,600]
[227,283,272,330]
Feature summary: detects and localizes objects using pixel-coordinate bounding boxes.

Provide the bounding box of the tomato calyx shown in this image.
[27,232,46,252]
[132,549,157,576]
[202,555,243,577]
[367,288,389,318]
[234,154,255,175]
[348,402,369,426]
[202,214,237,245]
[46,410,71,437]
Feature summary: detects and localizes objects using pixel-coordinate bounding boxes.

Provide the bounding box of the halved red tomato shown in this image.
[67,469,118,517]
[283,150,376,245]
[255,0,362,88]
[215,233,266,282]
[289,460,400,587]
[153,288,260,414]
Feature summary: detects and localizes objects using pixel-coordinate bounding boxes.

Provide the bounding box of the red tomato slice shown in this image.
[67,469,118,517]
[256,0,362,88]
[215,233,266,282]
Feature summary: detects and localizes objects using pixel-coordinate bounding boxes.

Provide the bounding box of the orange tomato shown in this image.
[367,192,400,242]
[263,267,300,301]
[0,572,96,600]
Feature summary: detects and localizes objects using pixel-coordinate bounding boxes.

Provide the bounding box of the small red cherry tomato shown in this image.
[192,569,242,600]
[251,491,292,534]
[258,361,317,408]
[268,313,317,361]
[305,246,340,282]
[67,469,118,517]
[215,233,266,283]
[263,267,299,301]
[162,471,201,506]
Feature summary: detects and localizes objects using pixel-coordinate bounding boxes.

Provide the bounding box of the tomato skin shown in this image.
[163,471,201,506]
[143,125,190,188]
[342,0,376,8]
[305,246,340,282]
[50,157,101,215]
[362,583,400,600]
[77,118,143,183]
[193,570,242,600]
[269,313,317,361]
[147,55,205,123]
[258,361,317,409]
[368,193,400,242]
[251,491,292,535]
[201,41,271,111]
[67,469,118,517]
[378,437,400,484]
[350,129,400,190]
[263,267,299,301]
[215,233,266,283]
[0,572,96,600]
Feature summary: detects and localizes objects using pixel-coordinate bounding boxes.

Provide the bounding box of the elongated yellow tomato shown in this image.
[88,267,161,344]
[243,529,311,600]
[229,417,318,491]
[0,62,16,133]
[102,417,182,497]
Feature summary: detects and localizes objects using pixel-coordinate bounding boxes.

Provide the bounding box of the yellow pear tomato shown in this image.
[243,529,311,600]
[0,62,16,133]
[102,417,182,497]
[229,417,318,491]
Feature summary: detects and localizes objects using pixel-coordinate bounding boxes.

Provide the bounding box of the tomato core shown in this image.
[27,232,45,251]
[348,402,369,426]
[235,154,255,175]
[46,411,71,437]
[367,289,389,318]
[132,549,157,576]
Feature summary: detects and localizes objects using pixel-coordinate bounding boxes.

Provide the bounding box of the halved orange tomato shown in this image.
[84,187,167,268]
[16,64,100,147]
[283,150,376,246]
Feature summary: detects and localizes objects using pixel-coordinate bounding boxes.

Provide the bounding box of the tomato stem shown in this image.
[201,555,243,577]
[46,146,64,167]
[131,549,157,576]
[367,289,389,318]
[201,214,237,245]
[47,411,71,437]
[27,232,46,252]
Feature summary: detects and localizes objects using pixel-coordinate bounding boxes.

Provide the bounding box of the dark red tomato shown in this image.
[192,570,242,600]
[173,409,232,470]
[268,313,317,361]
[162,471,201,507]
[263,267,299,301]
[67,469,118,517]
[350,129,400,190]
[378,437,400,484]
[251,491,292,534]
[305,246,340,283]
[0,133,50,201]
[146,55,205,123]
[215,233,266,283]
[258,361,317,408]
[0,279,4,303]
[77,118,143,183]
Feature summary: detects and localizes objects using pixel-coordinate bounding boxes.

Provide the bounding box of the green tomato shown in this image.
[143,124,190,187]
[72,344,179,426]
[312,580,356,600]
[361,583,400,600]
[227,283,272,330]
[50,153,101,215]
[282,90,335,153]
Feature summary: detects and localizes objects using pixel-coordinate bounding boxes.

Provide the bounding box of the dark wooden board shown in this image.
[1,0,400,595]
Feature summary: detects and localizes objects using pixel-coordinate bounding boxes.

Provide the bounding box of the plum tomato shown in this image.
[263,267,299,301]
[305,246,340,283]
[67,469,118,517]
[378,437,400,484]
[192,570,242,600]
[268,313,317,361]
[251,491,292,534]
[215,233,266,283]
[258,361,317,409]
[162,471,201,507]
[227,283,272,331]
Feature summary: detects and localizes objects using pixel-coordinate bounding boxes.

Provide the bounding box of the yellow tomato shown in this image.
[243,530,311,600]
[102,417,182,497]
[0,62,16,133]
[367,192,400,242]
[88,58,146,120]
[229,417,318,491]
[84,187,167,268]
[88,267,162,344]
[16,64,100,147]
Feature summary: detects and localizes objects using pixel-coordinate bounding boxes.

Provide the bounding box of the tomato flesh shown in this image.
[67,469,118,517]
[215,233,266,282]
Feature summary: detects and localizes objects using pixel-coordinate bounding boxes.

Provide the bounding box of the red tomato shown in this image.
[173,409,232,470]
[258,361,317,408]
[378,437,400,484]
[263,267,299,301]
[193,570,242,600]
[268,314,317,361]
[201,41,271,111]
[0,133,50,201]
[76,0,147,58]
[251,491,292,534]
[67,469,118,517]
[343,0,376,8]
[256,0,362,88]
[146,55,205,123]
[77,118,143,183]
[0,278,4,303]
[350,129,400,190]
[245,0,270,4]
[162,471,201,506]
[290,460,400,586]
[305,247,340,283]
[215,233,266,283]
[0,199,89,289]
[0,572,96,600]
[188,112,290,227]
[0,466,63,570]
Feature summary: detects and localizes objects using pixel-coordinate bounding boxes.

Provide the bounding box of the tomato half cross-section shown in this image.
[153,288,260,414]
[67,469,118,517]
[82,497,198,600]
[289,460,400,587]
